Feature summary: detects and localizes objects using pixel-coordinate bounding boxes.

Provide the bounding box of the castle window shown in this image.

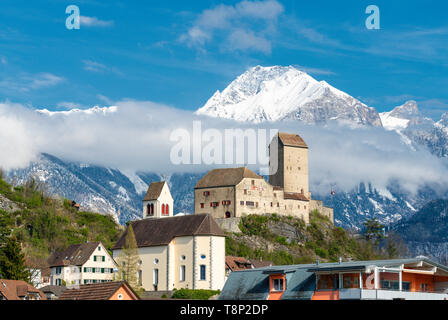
[244,189,247,195]
[240,201,244,206]
[277,203,280,207]
[246,201,255,207]
[200,203,205,209]
[271,202,273,207]
[304,206,307,210]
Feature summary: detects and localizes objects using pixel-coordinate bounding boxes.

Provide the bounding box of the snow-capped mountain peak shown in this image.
[36,106,118,117]
[196,65,382,126]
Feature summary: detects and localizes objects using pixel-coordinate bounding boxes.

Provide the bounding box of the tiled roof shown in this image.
[58,281,139,300]
[40,285,67,297]
[284,192,309,202]
[196,167,263,189]
[249,259,274,269]
[226,256,252,272]
[112,214,225,250]
[0,279,46,300]
[47,242,100,267]
[278,132,308,149]
[143,181,166,201]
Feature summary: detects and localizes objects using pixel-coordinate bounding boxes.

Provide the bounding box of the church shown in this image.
[194,132,333,224]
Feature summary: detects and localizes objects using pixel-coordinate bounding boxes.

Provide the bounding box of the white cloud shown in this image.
[82,60,122,75]
[294,65,336,76]
[180,0,284,54]
[0,100,448,196]
[0,72,64,93]
[80,16,114,27]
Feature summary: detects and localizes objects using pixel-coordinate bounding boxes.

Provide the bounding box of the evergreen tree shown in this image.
[0,237,30,281]
[362,217,385,244]
[117,225,142,293]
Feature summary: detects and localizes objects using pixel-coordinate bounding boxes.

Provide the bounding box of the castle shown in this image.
[194,132,333,224]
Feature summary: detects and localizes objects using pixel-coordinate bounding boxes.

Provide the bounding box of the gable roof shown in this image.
[277,132,308,149]
[143,181,166,201]
[226,256,252,272]
[0,280,46,300]
[112,214,225,250]
[249,259,274,269]
[58,281,139,300]
[195,167,263,189]
[47,242,101,267]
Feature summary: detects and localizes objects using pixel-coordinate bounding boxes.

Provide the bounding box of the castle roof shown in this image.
[278,132,308,149]
[143,181,166,201]
[284,192,309,202]
[112,214,225,249]
[195,167,263,189]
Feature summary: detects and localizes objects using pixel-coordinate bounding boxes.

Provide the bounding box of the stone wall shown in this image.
[215,217,242,234]
[309,200,334,223]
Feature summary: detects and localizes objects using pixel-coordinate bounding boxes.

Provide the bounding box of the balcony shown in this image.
[339,288,448,300]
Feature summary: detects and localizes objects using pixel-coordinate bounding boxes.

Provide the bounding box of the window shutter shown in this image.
[84,267,87,272]
[94,256,97,262]
[102,256,105,262]
[101,268,105,273]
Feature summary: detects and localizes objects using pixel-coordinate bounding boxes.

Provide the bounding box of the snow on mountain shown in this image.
[196,66,382,127]
[36,106,118,117]
[380,101,423,132]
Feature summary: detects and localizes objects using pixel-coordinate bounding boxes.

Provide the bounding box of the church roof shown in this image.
[112,214,225,249]
[278,132,308,149]
[143,181,166,201]
[195,167,263,189]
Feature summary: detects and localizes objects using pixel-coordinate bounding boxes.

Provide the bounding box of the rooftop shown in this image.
[195,167,263,189]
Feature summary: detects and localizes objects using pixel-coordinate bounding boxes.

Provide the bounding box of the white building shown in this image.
[47,242,118,286]
[112,181,226,292]
[143,181,174,218]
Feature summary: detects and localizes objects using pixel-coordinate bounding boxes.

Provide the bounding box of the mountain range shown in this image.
[5,65,448,260]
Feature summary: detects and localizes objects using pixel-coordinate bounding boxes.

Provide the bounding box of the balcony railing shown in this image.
[338,288,448,300]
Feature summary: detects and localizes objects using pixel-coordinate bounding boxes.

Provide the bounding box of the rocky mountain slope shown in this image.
[197,66,382,126]
[392,199,448,264]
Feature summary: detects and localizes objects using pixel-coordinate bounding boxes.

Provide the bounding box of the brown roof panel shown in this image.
[47,242,100,267]
[278,132,308,149]
[284,192,309,202]
[58,281,139,300]
[112,214,225,250]
[0,279,46,300]
[226,256,252,272]
[143,181,166,201]
[195,167,263,189]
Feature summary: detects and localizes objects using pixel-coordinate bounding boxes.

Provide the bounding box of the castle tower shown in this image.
[142,181,174,219]
[269,132,309,198]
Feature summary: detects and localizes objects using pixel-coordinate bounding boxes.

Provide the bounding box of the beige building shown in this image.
[47,242,118,286]
[112,214,226,292]
[194,132,333,224]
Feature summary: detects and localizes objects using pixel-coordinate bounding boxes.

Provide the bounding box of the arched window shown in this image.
[166,204,169,215]
[147,204,151,217]
[150,204,154,215]
[162,204,165,215]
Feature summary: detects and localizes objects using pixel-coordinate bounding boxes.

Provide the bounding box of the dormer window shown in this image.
[273,278,284,292]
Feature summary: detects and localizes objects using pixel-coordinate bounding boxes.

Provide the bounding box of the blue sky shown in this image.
[1,0,448,119]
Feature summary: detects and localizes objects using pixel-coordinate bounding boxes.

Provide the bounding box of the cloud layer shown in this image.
[1,99,448,196]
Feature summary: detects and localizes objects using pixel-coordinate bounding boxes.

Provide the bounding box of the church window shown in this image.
[200,203,205,208]
[162,204,165,214]
[165,204,169,215]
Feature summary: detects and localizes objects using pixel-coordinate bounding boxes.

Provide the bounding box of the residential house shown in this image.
[112,214,226,292]
[47,241,118,286]
[219,258,448,300]
[0,279,46,300]
[58,281,139,300]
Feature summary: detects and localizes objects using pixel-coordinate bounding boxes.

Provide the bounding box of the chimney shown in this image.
[338,257,342,264]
